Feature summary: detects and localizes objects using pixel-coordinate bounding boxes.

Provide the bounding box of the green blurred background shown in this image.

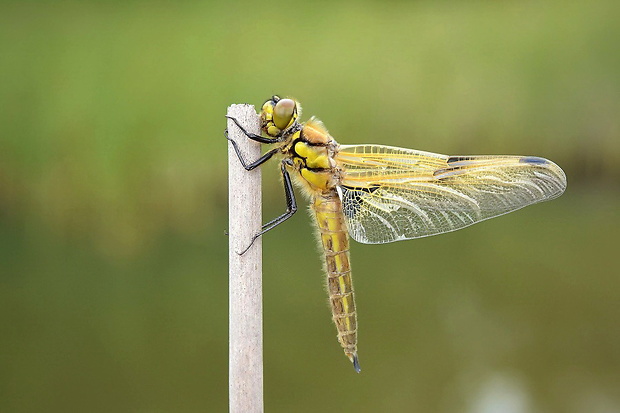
[1,0,619,412]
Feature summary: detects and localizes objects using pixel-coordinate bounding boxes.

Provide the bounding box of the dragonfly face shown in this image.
[260,95,300,137]
[227,96,567,373]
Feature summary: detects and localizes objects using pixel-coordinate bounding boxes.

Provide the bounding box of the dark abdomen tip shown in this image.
[352,354,361,373]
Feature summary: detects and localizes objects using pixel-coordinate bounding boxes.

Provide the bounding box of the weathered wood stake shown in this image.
[227,104,263,413]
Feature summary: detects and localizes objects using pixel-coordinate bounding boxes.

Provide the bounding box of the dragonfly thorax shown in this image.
[285,127,342,192]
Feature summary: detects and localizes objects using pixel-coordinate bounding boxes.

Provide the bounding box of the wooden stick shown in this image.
[227,104,263,413]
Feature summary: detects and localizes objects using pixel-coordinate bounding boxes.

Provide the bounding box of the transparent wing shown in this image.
[336,144,567,244]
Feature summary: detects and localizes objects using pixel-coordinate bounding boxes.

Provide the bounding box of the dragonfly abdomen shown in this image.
[311,190,360,373]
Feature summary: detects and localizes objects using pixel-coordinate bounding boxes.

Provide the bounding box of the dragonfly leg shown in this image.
[225,115,279,144]
[227,130,278,170]
[238,160,298,255]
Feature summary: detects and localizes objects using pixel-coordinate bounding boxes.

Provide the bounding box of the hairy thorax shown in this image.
[281,118,343,193]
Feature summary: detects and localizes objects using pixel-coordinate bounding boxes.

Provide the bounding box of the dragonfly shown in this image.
[226,95,567,373]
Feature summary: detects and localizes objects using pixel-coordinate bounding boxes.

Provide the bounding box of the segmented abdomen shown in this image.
[311,189,360,372]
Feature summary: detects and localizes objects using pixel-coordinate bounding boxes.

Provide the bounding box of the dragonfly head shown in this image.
[260,95,301,137]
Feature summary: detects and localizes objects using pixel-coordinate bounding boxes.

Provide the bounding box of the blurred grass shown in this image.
[1,0,619,255]
[1,0,619,412]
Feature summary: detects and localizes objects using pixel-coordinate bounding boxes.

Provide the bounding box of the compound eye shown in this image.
[273,98,296,129]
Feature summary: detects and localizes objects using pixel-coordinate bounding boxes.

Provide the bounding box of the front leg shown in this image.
[226,129,279,170]
[225,115,279,144]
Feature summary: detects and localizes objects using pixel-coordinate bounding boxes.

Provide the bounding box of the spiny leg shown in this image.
[225,114,281,169]
[258,161,298,232]
[238,160,298,255]
[227,129,279,170]
[225,115,280,144]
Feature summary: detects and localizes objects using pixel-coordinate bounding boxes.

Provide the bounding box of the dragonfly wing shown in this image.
[336,144,567,244]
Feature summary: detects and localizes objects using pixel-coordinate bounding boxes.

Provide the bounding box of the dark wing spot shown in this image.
[520,156,548,165]
[447,156,474,164]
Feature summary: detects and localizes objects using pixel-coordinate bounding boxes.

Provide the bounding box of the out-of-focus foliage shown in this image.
[1,0,619,412]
